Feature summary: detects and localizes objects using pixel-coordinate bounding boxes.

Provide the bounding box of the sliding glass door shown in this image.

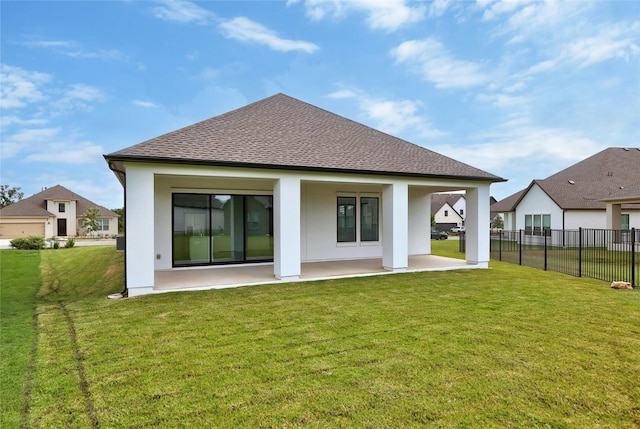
[173,193,273,266]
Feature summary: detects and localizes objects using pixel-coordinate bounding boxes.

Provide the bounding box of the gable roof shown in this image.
[431,193,465,213]
[492,147,640,211]
[105,94,504,182]
[0,185,119,218]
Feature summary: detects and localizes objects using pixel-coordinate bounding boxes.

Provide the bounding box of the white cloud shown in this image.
[0,115,48,130]
[51,84,105,115]
[390,38,487,89]
[23,39,127,61]
[219,17,319,53]
[429,0,451,18]
[152,0,215,25]
[1,127,62,159]
[561,23,640,68]
[434,122,604,172]
[26,143,104,164]
[0,64,51,109]
[328,89,444,138]
[480,0,533,21]
[476,92,529,108]
[291,0,425,31]
[132,100,159,108]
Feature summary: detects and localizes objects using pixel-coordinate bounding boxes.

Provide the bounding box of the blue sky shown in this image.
[2,0,639,209]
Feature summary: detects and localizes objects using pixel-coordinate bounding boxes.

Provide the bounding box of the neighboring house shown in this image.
[104,94,505,297]
[431,194,465,231]
[491,147,640,233]
[0,185,119,238]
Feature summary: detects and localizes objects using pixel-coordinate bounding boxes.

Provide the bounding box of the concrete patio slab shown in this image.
[153,255,474,294]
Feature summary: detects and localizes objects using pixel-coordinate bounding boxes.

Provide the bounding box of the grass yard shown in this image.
[1,242,639,428]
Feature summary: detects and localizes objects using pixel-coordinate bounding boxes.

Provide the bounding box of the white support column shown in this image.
[274,176,301,281]
[465,185,490,267]
[408,187,431,255]
[383,182,409,271]
[606,203,622,230]
[125,166,156,297]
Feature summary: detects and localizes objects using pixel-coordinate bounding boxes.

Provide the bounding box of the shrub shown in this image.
[65,238,75,248]
[10,235,46,250]
[52,241,60,249]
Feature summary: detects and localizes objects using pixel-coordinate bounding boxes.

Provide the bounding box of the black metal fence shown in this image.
[488,228,638,287]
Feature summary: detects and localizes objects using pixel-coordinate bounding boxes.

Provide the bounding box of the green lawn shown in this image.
[2,243,639,428]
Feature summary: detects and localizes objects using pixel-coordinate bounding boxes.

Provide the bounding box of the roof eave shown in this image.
[104,154,507,183]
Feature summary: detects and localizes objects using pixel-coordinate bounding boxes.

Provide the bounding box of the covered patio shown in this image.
[154,254,472,293]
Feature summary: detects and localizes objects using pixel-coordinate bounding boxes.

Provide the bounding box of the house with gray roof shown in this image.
[431,194,465,231]
[104,94,504,297]
[491,147,640,233]
[0,185,119,238]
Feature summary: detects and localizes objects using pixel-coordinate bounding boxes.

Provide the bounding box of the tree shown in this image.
[431,213,436,228]
[81,207,101,236]
[111,207,124,234]
[0,185,24,208]
[491,214,504,229]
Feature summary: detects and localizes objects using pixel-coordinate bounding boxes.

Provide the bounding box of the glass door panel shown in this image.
[246,196,273,261]
[173,194,210,265]
[211,195,244,263]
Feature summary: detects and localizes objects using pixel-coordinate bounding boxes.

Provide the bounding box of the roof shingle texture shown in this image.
[492,147,640,211]
[0,185,119,218]
[106,94,503,181]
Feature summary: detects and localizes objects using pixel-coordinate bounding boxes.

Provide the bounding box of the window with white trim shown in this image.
[337,194,380,243]
[337,197,356,242]
[525,214,550,236]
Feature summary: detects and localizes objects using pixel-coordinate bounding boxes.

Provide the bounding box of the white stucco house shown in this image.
[491,147,640,233]
[105,94,505,297]
[431,194,465,231]
[0,185,119,239]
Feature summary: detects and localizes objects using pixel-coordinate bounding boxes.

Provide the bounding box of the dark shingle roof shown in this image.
[431,194,465,213]
[0,185,119,218]
[105,94,504,182]
[492,147,640,211]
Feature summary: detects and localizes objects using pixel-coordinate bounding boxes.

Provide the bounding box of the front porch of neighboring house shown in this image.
[124,165,491,297]
[154,254,474,293]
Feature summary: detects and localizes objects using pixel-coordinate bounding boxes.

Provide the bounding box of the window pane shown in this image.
[337,197,356,242]
[361,197,379,241]
[173,194,210,265]
[533,214,542,236]
[211,195,244,263]
[542,215,551,228]
[245,196,274,261]
[622,214,630,230]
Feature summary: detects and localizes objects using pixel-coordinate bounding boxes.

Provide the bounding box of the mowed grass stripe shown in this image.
[0,250,41,428]
[2,244,640,428]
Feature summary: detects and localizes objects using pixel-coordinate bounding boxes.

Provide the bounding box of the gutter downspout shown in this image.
[107,161,128,299]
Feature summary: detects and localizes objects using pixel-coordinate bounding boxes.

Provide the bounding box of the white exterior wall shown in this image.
[274,176,301,280]
[434,203,462,226]
[302,182,383,262]
[47,198,77,236]
[122,162,493,296]
[125,164,156,297]
[382,182,409,271]
[464,185,490,267]
[515,184,564,230]
[408,187,431,255]
[564,210,606,230]
[452,197,466,220]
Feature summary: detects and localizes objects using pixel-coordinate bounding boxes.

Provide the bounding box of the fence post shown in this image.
[499,230,502,261]
[632,228,636,288]
[544,230,548,271]
[519,229,523,266]
[578,227,582,278]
